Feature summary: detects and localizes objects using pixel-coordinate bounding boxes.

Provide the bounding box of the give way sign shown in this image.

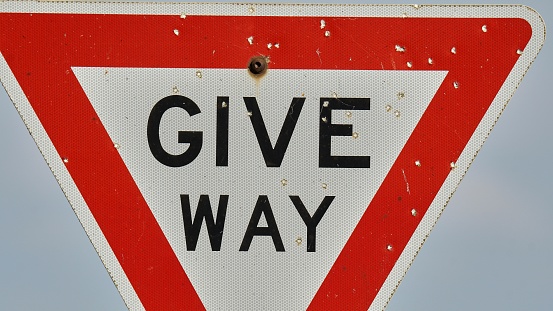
[0,2,545,310]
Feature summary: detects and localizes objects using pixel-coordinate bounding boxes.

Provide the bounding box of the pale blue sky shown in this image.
[0,1,551,310]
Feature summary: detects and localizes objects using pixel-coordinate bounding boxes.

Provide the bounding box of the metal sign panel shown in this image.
[0,2,545,310]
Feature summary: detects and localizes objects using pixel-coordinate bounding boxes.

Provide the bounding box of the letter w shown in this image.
[180,195,229,251]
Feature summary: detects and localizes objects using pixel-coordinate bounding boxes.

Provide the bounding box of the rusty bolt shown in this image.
[248,56,267,75]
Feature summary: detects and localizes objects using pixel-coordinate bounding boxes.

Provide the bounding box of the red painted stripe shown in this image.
[306,18,532,310]
[0,13,208,311]
[0,14,531,310]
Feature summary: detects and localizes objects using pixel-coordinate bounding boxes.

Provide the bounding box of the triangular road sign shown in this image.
[0,2,545,310]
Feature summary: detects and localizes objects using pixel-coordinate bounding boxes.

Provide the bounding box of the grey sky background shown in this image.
[0,1,551,310]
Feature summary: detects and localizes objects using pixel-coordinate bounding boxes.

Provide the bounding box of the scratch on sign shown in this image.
[402,169,410,195]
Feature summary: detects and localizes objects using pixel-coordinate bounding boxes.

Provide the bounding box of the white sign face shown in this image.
[0,2,544,311]
[75,67,446,309]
